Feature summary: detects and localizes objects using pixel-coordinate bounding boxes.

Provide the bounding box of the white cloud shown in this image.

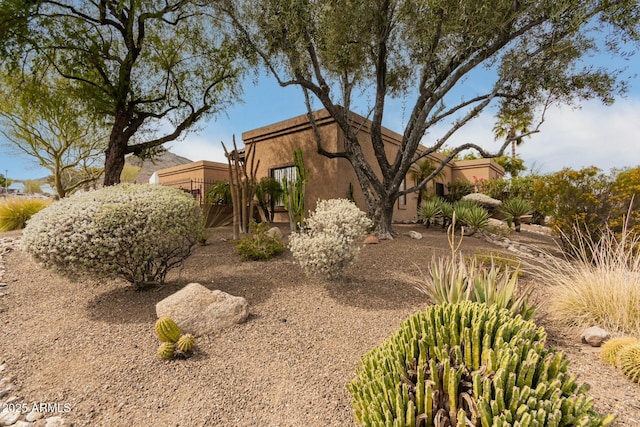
[420,98,640,174]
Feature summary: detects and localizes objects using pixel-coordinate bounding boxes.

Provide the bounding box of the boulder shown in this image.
[462,193,503,209]
[405,230,423,240]
[581,326,610,347]
[156,283,249,337]
[363,234,379,244]
[267,226,283,240]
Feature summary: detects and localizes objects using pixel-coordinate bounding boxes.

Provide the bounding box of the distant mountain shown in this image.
[126,151,193,184]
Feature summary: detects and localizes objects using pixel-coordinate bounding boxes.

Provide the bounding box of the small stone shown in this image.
[26,411,44,422]
[363,234,379,244]
[14,421,35,427]
[0,409,21,426]
[405,230,423,240]
[266,227,283,240]
[44,417,68,427]
[581,326,610,347]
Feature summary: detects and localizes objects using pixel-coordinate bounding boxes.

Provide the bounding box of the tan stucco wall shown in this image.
[451,158,505,184]
[157,160,229,202]
[243,110,420,223]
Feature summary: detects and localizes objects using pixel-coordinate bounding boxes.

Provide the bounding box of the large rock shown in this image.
[405,230,423,240]
[462,193,503,209]
[156,283,249,336]
[581,326,610,347]
[363,234,379,244]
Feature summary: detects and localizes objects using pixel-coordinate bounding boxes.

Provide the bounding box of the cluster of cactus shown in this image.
[601,336,640,383]
[348,302,614,427]
[155,317,196,360]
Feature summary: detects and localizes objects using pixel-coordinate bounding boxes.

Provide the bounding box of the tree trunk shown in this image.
[103,117,129,186]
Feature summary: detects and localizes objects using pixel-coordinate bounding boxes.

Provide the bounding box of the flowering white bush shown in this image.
[289,199,372,280]
[22,184,203,289]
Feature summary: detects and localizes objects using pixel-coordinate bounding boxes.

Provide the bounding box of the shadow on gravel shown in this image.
[324,276,423,310]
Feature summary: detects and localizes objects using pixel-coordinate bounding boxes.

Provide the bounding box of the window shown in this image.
[436,182,445,197]
[271,166,297,206]
[399,178,406,206]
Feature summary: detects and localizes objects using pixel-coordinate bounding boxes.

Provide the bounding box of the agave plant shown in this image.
[438,200,454,229]
[418,199,441,228]
[502,196,533,232]
[458,205,490,235]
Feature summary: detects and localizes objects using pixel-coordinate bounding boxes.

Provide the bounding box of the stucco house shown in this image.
[157,109,504,223]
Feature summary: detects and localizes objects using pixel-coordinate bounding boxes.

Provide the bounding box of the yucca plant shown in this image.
[501,196,533,232]
[0,198,52,231]
[418,199,441,228]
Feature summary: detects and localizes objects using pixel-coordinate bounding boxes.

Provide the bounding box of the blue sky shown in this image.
[1,63,639,181]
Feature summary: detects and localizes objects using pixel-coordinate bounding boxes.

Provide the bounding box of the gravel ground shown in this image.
[1,224,639,426]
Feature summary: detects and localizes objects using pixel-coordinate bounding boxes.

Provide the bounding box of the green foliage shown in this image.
[348,302,614,427]
[534,167,611,250]
[418,199,441,228]
[502,197,533,232]
[155,317,183,343]
[0,74,106,198]
[255,177,284,222]
[119,164,142,183]
[206,181,232,205]
[0,174,11,188]
[235,221,285,261]
[416,253,535,320]
[22,180,42,194]
[5,1,243,185]
[0,198,51,231]
[493,155,527,178]
[282,149,308,231]
[446,179,473,202]
[21,184,204,289]
[609,166,640,237]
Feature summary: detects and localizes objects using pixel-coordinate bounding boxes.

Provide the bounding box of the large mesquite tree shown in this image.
[220,0,639,238]
[1,0,243,185]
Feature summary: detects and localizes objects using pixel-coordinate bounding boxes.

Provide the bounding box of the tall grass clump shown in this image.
[0,198,52,231]
[532,225,640,336]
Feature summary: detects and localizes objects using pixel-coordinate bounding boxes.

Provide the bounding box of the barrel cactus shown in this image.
[348,302,614,427]
[616,343,640,383]
[157,342,176,360]
[155,317,182,343]
[177,334,195,352]
[601,337,639,365]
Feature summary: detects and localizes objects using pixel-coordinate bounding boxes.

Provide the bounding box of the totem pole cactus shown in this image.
[282,148,308,232]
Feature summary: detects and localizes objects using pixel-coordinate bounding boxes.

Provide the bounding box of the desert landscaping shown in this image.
[1,223,639,426]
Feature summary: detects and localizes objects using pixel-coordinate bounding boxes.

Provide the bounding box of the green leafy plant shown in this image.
[282,148,308,231]
[438,200,454,229]
[348,301,614,427]
[418,199,441,228]
[235,220,285,261]
[0,197,51,231]
[501,197,533,232]
[21,184,203,290]
[457,205,490,234]
[446,179,473,202]
[206,181,232,205]
[255,177,284,223]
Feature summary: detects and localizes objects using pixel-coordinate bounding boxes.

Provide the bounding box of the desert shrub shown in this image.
[416,253,534,320]
[235,220,285,261]
[470,251,522,275]
[609,166,640,237]
[534,167,612,250]
[530,226,640,336]
[418,199,441,227]
[446,179,472,202]
[289,198,371,280]
[21,184,203,289]
[348,301,614,427]
[0,198,52,231]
